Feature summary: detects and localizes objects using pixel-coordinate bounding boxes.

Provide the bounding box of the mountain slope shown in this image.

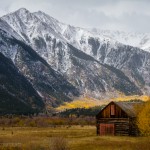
[0,20,79,107]
[68,44,142,97]
[73,35,150,93]
[2,8,149,95]
[90,29,150,53]
[0,14,142,102]
[0,8,149,113]
[0,52,44,114]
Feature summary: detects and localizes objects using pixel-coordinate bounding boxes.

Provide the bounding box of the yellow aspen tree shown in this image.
[137,100,150,135]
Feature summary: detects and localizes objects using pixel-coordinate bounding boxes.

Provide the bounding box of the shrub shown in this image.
[50,137,70,150]
[137,99,150,135]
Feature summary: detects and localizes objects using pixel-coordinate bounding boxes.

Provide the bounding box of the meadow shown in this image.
[0,126,150,150]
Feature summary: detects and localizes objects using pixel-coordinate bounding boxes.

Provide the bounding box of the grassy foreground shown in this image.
[0,126,150,150]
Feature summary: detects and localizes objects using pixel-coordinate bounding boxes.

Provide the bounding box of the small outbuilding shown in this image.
[96,101,142,136]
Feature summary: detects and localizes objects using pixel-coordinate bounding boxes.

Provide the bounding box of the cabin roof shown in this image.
[96,101,144,118]
[114,101,143,117]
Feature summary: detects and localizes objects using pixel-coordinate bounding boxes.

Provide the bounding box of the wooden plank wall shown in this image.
[97,118,130,136]
[97,102,128,119]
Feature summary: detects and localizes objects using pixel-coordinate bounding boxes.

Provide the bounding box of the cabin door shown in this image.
[100,123,115,136]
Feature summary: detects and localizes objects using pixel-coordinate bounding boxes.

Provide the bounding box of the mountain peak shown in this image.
[16,8,30,14]
[33,10,59,23]
[36,10,45,15]
[2,8,32,20]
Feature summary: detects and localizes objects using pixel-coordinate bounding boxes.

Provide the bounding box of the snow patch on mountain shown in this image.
[90,29,150,53]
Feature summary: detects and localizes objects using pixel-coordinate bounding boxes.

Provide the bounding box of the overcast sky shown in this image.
[0,0,150,33]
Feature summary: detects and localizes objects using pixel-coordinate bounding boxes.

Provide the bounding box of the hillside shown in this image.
[0,52,44,114]
[0,8,150,113]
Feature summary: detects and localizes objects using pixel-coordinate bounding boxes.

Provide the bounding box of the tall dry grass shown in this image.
[0,126,149,150]
[50,137,70,150]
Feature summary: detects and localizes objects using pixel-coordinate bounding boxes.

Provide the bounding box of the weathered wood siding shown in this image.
[96,102,128,119]
[97,118,130,136]
[100,123,115,136]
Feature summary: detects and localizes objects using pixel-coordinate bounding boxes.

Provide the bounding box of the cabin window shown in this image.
[111,105,115,115]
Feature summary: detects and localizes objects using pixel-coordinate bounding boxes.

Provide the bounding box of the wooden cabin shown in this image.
[96,101,142,136]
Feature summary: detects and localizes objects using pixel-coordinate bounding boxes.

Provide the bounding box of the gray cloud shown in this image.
[0,0,150,32]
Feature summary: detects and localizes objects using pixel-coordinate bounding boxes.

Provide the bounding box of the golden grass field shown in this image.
[0,126,150,150]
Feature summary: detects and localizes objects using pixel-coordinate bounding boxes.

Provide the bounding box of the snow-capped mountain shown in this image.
[0,8,150,113]
[90,29,150,53]
[0,15,141,100]
[0,19,79,108]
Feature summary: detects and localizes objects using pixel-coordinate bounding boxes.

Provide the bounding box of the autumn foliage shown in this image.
[137,99,150,135]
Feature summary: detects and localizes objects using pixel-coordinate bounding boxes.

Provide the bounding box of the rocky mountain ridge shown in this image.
[0,8,150,113]
[90,28,150,53]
